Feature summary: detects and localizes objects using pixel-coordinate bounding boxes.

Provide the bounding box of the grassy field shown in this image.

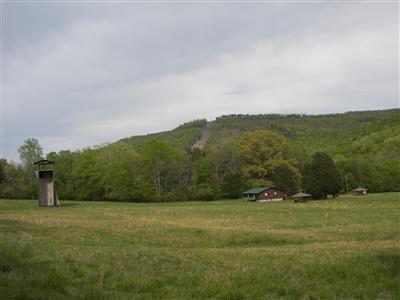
[0,193,399,299]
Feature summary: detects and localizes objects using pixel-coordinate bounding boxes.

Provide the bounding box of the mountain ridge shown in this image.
[120,108,399,154]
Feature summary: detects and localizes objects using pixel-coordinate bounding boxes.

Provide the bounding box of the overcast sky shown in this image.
[2,1,399,161]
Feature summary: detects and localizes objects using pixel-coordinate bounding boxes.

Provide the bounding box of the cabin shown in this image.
[243,187,286,202]
[291,192,312,202]
[352,187,368,196]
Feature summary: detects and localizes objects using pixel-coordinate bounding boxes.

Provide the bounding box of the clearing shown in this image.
[0,193,399,299]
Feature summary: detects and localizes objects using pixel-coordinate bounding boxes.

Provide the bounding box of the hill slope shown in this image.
[121,119,207,151]
[121,109,399,157]
[2,109,398,202]
[118,108,399,195]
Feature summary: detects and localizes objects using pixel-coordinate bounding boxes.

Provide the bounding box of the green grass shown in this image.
[1,193,399,299]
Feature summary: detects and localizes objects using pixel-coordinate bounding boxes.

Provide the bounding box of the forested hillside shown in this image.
[122,109,399,157]
[123,109,400,193]
[1,109,398,202]
[121,119,206,151]
[214,110,399,190]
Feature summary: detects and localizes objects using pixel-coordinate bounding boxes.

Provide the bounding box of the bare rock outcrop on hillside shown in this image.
[191,121,213,151]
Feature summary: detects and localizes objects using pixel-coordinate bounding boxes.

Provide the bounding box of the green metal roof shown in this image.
[243,187,269,194]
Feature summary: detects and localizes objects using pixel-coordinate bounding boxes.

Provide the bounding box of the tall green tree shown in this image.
[139,140,189,201]
[46,150,76,200]
[0,159,6,184]
[303,151,342,198]
[70,148,104,200]
[193,154,215,200]
[271,163,301,196]
[0,161,17,198]
[14,138,44,198]
[210,140,242,192]
[238,130,301,191]
[0,159,10,199]
[94,142,142,201]
[18,138,43,168]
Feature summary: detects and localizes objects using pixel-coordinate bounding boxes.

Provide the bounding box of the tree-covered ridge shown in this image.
[121,119,207,151]
[1,109,398,202]
[201,109,399,193]
[209,109,399,146]
[117,109,399,157]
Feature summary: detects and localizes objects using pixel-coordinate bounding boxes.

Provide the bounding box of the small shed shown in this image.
[34,159,59,207]
[352,187,368,196]
[243,187,286,202]
[291,192,312,202]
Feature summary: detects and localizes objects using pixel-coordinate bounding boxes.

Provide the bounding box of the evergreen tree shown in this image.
[303,151,342,198]
[271,163,301,196]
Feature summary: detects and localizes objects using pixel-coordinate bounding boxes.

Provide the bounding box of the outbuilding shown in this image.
[291,192,312,202]
[34,159,59,207]
[243,187,286,202]
[352,187,368,196]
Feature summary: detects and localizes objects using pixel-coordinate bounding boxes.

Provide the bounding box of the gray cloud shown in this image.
[3,2,399,161]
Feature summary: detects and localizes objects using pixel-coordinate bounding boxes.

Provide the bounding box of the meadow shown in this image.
[0,193,399,299]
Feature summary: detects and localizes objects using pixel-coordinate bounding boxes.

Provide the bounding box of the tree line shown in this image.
[1,110,399,201]
[1,126,396,202]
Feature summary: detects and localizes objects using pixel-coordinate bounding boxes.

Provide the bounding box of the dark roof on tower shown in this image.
[34,159,55,165]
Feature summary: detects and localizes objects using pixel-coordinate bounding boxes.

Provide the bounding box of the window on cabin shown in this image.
[265,193,268,196]
[274,192,277,195]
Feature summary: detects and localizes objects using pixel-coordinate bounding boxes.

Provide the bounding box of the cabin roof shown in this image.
[352,187,368,192]
[243,187,270,194]
[291,192,312,198]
